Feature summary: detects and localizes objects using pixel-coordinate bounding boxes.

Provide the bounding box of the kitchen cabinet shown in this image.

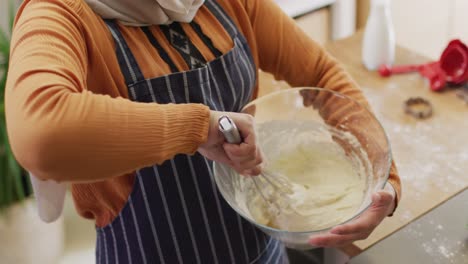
[295,8,331,45]
[275,0,356,40]
[259,4,334,97]
[260,0,358,96]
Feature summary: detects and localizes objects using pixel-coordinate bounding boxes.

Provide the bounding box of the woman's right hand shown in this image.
[198,111,263,176]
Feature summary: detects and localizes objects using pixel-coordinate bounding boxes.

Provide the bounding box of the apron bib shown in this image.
[96,1,288,263]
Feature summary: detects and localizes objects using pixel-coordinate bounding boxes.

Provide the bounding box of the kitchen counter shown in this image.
[348,189,468,264]
[323,32,468,256]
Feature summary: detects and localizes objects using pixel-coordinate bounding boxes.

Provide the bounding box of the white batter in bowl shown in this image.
[213,87,392,250]
[236,120,372,232]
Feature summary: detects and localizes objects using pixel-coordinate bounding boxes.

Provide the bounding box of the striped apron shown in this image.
[96,1,288,263]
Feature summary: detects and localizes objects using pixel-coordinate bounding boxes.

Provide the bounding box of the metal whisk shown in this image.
[218,116,294,213]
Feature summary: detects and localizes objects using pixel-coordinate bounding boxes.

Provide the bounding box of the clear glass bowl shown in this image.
[213,87,392,250]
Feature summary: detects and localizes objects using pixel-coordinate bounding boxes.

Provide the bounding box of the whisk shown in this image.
[218,115,294,214]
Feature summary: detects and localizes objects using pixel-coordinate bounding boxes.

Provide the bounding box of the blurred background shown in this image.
[0,0,467,263]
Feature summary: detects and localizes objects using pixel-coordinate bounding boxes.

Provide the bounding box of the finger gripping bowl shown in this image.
[213,88,392,250]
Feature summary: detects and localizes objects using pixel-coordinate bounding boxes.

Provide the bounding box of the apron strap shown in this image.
[104,0,248,90]
[204,0,239,39]
[104,20,146,86]
[189,21,223,58]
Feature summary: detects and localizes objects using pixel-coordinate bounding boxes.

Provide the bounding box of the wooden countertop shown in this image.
[348,189,468,263]
[325,32,468,254]
[258,31,468,256]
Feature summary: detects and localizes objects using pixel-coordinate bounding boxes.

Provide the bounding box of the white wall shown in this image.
[391,0,468,60]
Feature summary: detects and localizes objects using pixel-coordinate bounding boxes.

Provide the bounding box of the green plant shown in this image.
[0,0,32,211]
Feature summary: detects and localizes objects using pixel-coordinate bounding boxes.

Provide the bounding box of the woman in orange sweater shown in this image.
[6,0,401,263]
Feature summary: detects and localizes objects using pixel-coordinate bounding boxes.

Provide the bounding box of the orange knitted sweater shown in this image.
[6,0,401,226]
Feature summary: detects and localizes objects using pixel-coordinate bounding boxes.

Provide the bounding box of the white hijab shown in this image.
[84,0,205,26]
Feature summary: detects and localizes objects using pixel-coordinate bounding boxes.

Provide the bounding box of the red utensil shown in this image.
[418,62,446,91]
[440,39,468,84]
[378,39,468,91]
[378,64,421,77]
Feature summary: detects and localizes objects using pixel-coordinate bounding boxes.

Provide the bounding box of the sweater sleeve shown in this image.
[242,0,401,207]
[5,0,210,182]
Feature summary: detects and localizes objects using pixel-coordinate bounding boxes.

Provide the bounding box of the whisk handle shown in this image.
[218,115,242,144]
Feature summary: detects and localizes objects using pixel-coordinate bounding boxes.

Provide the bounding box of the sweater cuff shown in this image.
[160,103,210,155]
[385,181,399,217]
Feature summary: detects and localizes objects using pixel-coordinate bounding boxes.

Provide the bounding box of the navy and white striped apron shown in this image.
[96,1,288,263]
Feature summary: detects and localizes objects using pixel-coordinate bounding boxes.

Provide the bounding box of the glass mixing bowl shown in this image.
[213,87,392,249]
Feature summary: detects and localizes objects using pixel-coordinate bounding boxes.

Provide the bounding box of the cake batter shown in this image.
[236,120,371,232]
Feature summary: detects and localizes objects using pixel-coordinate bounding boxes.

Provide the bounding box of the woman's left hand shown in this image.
[309,189,396,248]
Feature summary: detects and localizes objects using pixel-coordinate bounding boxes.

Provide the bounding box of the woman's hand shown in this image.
[309,187,396,248]
[198,111,263,176]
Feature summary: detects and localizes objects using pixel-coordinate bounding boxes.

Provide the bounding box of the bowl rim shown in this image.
[216,87,393,235]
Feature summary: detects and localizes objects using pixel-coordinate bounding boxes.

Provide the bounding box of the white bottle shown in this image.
[362,0,395,70]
